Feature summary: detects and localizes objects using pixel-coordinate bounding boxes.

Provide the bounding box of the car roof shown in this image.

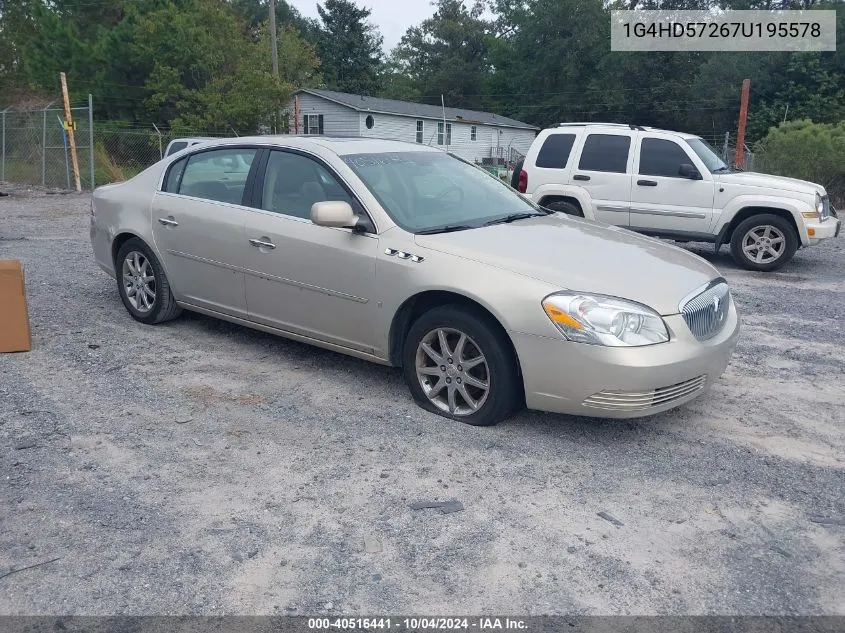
[187,135,444,156]
[548,123,699,140]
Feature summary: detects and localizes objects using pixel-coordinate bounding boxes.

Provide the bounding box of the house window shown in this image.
[416,120,424,144]
[437,122,452,146]
[365,115,374,129]
[304,114,324,135]
[470,126,477,141]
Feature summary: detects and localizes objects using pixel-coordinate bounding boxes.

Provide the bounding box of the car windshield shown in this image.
[686,138,729,173]
[340,151,543,233]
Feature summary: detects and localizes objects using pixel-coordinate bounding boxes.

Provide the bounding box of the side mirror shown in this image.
[679,164,702,180]
[311,201,359,229]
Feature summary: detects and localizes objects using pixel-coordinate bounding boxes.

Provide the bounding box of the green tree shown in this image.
[314,0,383,95]
[389,0,490,109]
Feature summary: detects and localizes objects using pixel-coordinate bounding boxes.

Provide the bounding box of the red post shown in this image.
[735,79,750,169]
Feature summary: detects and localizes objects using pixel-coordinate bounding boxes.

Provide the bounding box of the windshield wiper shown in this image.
[483,212,542,226]
[415,224,475,235]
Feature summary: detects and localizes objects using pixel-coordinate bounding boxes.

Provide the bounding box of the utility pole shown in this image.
[60,72,81,192]
[269,0,279,78]
[735,78,750,169]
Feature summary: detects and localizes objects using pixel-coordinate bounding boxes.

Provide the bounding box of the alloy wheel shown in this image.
[741,225,786,264]
[121,250,157,313]
[415,327,490,416]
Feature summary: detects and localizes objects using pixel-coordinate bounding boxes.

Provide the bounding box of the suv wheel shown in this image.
[543,199,584,217]
[729,214,798,272]
[115,238,182,324]
[402,305,521,426]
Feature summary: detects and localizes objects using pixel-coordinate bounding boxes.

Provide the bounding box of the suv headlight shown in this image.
[542,292,669,347]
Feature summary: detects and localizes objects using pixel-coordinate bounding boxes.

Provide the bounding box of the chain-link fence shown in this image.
[1,98,95,190]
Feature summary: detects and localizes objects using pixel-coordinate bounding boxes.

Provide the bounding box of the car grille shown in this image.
[680,280,731,342]
[582,375,707,412]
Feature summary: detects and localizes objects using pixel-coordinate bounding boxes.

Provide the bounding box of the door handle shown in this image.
[637,179,658,187]
[158,217,179,227]
[248,238,276,249]
[573,174,590,181]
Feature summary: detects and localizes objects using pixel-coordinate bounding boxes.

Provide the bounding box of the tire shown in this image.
[510,159,524,190]
[543,199,584,217]
[402,305,522,426]
[115,237,182,324]
[729,214,798,272]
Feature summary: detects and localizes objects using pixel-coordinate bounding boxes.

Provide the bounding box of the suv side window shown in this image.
[578,134,631,173]
[639,138,694,178]
[178,148,257,204]
[166,141,188,156]
[536,133,576,169]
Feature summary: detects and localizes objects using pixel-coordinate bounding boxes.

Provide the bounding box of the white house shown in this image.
[287,88,538,166]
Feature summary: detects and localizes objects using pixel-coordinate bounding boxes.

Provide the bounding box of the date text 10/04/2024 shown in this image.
[307,618,528,631]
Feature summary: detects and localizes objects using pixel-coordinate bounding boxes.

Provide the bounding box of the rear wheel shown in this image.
[402,305,521,426]
[729,214,798,272]
[115,238,182,324]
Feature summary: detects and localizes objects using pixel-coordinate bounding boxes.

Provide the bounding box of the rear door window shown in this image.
[535,134,576,169]
[578,134,632,173]
[177,148,257,204]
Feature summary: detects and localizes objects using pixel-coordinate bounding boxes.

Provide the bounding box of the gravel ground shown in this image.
[1,188,843,616]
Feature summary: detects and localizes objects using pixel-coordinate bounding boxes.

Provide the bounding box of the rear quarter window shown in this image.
[535,134,577,169]
[163,157,187,192]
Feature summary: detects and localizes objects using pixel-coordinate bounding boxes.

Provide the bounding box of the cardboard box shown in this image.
[0,260,32,353]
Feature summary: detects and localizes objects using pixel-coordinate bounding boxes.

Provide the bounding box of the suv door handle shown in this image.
[573,174,590,181]
[248,238,276,249]
[637,179,658,187]
[158,217,179,226]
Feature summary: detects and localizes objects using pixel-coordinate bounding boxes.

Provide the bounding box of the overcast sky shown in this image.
[286,0,442,53]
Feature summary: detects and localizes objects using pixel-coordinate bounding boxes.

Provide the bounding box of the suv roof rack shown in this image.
[557,122,649,131]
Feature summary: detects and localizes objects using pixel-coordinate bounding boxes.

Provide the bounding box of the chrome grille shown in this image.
[680,280,731,342]
[582,375,707,412]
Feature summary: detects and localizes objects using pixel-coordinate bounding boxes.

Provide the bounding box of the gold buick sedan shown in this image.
[90,137,740,426]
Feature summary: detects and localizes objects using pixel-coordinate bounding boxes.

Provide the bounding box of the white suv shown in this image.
[517,123,840,271]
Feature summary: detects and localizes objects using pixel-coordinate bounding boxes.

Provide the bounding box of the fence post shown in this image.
[1,107,7,183]
[88,94,95,189]
[41,106,47,186]
[152,123,163,160]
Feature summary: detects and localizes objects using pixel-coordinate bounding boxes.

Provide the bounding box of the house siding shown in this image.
[287,94,536,163]
[291,92,360,136]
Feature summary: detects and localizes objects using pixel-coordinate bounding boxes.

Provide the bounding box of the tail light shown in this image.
[518,169,528,193]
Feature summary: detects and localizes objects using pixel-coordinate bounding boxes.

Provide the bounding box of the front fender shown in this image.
[715,195,810,246]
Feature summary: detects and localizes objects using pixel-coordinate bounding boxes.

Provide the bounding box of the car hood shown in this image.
[414,215,720,316]
[716,171,825,196]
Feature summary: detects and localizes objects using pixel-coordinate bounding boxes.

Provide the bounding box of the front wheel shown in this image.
[402,305,521,426]
[729,214,798,272]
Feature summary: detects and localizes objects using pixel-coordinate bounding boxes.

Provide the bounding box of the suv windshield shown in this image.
[686,138,729,172]
[341,151,543,233]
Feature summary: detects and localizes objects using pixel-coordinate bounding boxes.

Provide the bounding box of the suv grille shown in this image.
[680,280,731,341]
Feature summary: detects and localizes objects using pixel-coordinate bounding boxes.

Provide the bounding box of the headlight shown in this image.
[817,194,825,216]
[542,292,669,347]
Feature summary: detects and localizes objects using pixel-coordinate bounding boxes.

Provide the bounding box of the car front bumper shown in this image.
[806,216,841,244]
[512,307,740,419]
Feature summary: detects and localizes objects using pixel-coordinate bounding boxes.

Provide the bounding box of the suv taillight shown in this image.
[518,169,527,193]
